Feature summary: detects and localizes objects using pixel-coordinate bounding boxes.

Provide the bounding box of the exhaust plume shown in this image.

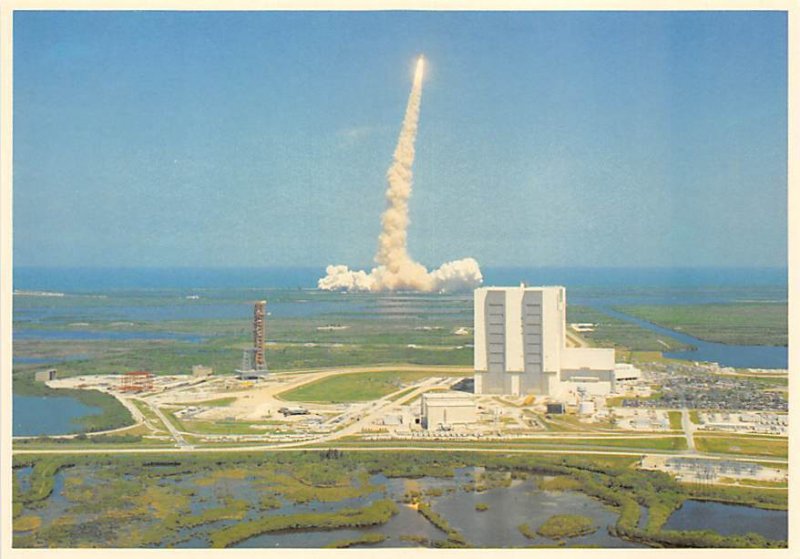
[319,56,483,293]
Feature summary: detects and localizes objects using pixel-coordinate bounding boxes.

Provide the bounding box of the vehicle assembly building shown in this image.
[474,285,623,397]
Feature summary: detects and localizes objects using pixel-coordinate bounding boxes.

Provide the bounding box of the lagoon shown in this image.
[663,500,787,541]
[599,307,787,369]
[15,465,787,549]
[229,470,643,548]
[13,395,101,437]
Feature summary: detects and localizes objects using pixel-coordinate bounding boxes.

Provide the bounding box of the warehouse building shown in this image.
[192,365,213,377]
[420,391,476,430]
[474,285,617,397]
[614,363,642,382]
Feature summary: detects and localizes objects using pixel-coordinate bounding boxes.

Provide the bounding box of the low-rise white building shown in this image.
[34,369,57,382]
[614,363,642,382]
[192,365,213,377]
[421,391,476,429]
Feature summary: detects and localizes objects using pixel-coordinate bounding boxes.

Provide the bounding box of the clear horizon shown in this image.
[12,265,788,292]
[13,11,788,269]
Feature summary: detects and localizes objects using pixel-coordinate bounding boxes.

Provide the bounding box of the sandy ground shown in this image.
[151,372,355,422]
[640,454,787,484]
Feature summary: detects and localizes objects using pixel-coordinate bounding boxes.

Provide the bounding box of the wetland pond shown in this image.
[15,466,785,549]
[663,500,787,541]
[13,394,101,436]
[17,466,642,548]
[14,464,789,549]
[231,471,643,549]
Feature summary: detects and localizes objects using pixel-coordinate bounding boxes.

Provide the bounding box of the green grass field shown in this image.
[615,303,787,347]
[536,514,597,539]
[278,370,465,403]
[13,333,473,384]
[668,411,683,430]
[694,436,788,458]
[178,419,285,436]
[327,436,688,452]
[388,386,418,402]
[184,397,238,407]
[131,400,168,431]
[161,408,283,436]
[566,306,691,352]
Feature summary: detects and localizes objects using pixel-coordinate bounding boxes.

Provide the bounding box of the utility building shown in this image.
[34,369,57,382]
[421,391,476,429]
[474,285,616,397]
[192,365,213,377]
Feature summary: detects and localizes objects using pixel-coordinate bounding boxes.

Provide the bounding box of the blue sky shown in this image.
[13,11,787,268]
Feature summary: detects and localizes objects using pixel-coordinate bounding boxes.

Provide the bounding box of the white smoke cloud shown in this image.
[319,259,483,294]
[319,57,483,294]
[430,258,483,293]
[317,265,375,292]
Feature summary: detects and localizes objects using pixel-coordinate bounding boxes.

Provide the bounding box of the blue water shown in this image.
[484,267,787,290]
[14,357,58,365]
[14,355,89,365]
[231,470,643,549]
[663,500,787,541]
[15,466,33,494]
[566,286,787,307]
[14,266,788,292]
[13,300,367,322]
[13,267,323,292]
[600,307,788,369]
[14,330,204,342]
[430,477,642,548]
[13,394,101,436]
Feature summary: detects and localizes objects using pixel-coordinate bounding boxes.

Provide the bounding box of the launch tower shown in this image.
[237,300,269,379]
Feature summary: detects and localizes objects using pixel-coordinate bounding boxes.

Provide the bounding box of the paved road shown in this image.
[565,330,589,348]
[11,366,785,466]
[681,408,696,452]
[145,399,190,448]
[316,376,449,442]
[10,444,788,465]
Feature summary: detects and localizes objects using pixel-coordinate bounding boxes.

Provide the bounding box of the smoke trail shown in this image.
[318,57,483,293]
[372,57,433,291]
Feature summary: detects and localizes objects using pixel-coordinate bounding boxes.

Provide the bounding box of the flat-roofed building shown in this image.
[421,391,476,429]
[192,365,213,377]
[614,363,642,382]
[34,369,57,382]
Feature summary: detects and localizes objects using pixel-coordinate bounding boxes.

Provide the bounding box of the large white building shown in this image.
[474,285,621,397]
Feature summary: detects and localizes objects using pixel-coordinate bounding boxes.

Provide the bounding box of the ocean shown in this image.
[13,266,789,293]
